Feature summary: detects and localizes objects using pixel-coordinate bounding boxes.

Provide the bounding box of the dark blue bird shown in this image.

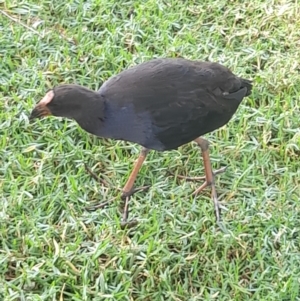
[30,58,252,227]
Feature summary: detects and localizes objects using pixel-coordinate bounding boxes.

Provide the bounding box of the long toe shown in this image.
[85,197,117,211]
[213,166,227,177]
[211,185,221,222]
[192,180,223,222]
[192,180,209,196]
[119,194,139,229]
[213,195,221,222]
[121,185,151,200]
[120,219,139,229]
[84,163,110,186]
[190,175,224,222]
[191,166,228,196]
[175,166,227,182]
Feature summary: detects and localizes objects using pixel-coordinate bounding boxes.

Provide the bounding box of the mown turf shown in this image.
[0,0,299,300]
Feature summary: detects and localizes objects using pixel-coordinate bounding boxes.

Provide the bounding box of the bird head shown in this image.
[29,85,91,121]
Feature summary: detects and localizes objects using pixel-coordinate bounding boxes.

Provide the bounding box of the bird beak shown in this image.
[29,90,54,121]
[29,104,52,121]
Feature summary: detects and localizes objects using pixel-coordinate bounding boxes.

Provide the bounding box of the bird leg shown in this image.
[192,137,223,222]
[120,147,150,228]
[86,147,150,228]
[85,147,150,206]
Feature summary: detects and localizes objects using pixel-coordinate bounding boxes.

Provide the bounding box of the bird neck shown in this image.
[74,90,106,135]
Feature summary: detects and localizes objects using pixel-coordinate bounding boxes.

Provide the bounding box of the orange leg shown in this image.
[86,147,150,228]
[120,148,149,226]
[193,137,223,222]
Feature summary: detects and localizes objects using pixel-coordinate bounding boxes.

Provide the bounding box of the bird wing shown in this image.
[99,58,248,149]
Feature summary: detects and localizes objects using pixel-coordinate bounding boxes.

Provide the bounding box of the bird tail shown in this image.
[240,78,253,96]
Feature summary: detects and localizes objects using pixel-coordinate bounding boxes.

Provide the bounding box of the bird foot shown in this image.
[118,185,150,228]
[186,166,227,223]
[168,166,228,222]
[192,176,228,223]
[191,179,220,219]
[84,163,110,186]
[85,185,150,230]
[85,196,140,229]
[174,166,227,182]
[85,196,118,211]
[85,185,149,211]
[120,219,139,229]
[120,185,151,200]
[84,163,117,211]
[85,163,151,202]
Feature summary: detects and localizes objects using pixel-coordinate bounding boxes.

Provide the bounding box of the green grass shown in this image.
[1,0,300,300]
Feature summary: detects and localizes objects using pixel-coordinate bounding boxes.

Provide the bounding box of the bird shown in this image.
[29,58,252,228]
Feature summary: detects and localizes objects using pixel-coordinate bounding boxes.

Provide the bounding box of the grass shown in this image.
[0,0,299,300]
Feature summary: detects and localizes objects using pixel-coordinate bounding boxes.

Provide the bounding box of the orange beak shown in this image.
[29,90,54,121]
[29,104,52,120]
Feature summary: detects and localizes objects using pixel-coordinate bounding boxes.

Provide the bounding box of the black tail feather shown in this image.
[240,78,253,96]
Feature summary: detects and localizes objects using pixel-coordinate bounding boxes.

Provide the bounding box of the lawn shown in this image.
[0,0,299,300]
